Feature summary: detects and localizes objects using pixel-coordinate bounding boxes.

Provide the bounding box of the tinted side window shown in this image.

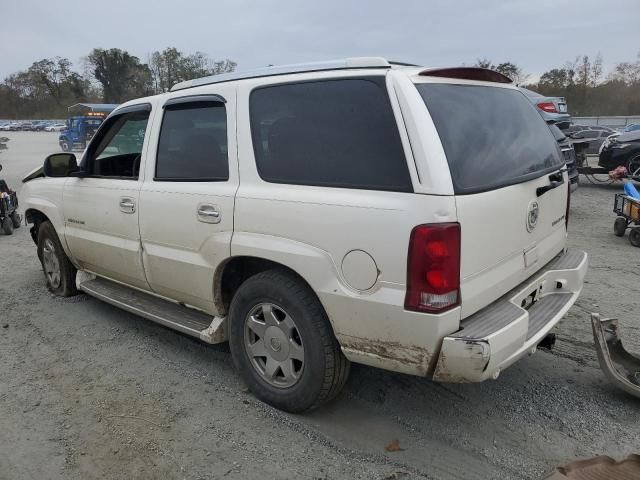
[249,78,412,192]
[156,102,228,181]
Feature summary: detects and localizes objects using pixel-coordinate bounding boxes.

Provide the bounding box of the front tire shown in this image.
[37,221,78,296]
[10,212,21,229]
[630,229,640,248]
[2,216,13,235]
[60,141,71,152]
[614,217,628,237]
[627,155,640,178]
[228,269,350,412]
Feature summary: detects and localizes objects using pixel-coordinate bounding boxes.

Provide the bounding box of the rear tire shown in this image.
[36,221,78,296]
[2,216,13,235]
[228,269,350,412]
[614,217,628,237]
[630,229,640,248]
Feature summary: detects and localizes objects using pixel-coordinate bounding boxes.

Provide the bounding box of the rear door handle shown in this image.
[197,204,221,224]
[119,198,136,214]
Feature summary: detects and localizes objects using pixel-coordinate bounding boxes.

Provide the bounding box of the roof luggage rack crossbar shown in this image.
[170,57,392,92]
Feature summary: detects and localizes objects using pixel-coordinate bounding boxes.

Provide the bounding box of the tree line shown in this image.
[2,49,639,119]
[474,53,640,116]
[0,48,236,119]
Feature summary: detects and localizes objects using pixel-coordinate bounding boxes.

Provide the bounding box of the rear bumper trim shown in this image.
[432,249,588,382]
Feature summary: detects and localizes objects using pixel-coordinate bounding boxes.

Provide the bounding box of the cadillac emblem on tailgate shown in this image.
[526,200,539,232]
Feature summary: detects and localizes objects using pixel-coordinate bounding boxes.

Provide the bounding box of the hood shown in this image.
[616,130,640,143]
[22,165,44,183]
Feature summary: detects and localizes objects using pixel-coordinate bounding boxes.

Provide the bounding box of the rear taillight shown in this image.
[405,223,461,313]
[537,102,558,113]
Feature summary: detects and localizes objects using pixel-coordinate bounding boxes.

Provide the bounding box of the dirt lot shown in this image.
[0,132,638,480]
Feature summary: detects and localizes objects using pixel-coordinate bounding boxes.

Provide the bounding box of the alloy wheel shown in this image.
[244,303,305,388]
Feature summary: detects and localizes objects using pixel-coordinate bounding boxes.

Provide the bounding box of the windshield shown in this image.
[416,83,563,194]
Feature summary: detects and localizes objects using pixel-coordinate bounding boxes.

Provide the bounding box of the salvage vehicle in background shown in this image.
[520,87,571,128]
[569,128,616,155]
[20,58,587,412]
[599,130,640,176]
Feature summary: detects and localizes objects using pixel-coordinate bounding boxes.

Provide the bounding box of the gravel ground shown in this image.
[0,132,638,480]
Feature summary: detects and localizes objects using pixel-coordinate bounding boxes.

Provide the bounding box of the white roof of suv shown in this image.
[171,57,401,91]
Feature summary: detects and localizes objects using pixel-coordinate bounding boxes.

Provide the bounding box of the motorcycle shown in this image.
[0,137,21,235]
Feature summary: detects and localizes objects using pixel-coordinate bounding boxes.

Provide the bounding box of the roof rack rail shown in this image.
[170,57,392,92]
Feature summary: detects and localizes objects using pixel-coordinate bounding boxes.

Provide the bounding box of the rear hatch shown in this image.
[416,83,568,318]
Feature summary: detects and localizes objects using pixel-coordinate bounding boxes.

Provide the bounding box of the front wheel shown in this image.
[614,217,628,237]
[10,212,21,229]
[628,155,640,178]
[630,229,640,247]
[2,216,13,235]
[228,269,350,412]
[36,221,78,296]
[60,141,71,152]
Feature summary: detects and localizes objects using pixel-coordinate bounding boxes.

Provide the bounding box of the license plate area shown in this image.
[558,104,567,113]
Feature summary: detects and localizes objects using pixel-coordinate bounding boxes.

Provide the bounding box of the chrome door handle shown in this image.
[197,204,221,224]
[119,198,136,214]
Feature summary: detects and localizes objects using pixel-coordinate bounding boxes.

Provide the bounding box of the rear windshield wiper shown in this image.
[536,170,565,197]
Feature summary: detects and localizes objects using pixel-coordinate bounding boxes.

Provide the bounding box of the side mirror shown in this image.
[43,153,78,177]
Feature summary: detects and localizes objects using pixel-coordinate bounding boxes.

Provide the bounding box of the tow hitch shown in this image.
[591,313,640,399]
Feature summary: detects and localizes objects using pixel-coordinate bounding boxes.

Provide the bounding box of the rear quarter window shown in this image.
[249,77,413,192]
[417,84,563,194]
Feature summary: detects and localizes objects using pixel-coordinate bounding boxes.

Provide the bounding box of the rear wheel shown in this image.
[614,217,628,237]
[2,216,13,235]
[630,229,640,247]
[228,269,350,412]
[37,221,78,296]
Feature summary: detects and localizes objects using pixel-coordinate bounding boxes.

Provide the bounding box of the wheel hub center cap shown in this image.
[270,337,282,352]
[264,326,289,361]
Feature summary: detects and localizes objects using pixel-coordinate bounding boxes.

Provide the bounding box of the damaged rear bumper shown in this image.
[433,250,588,382]
[591,313,640,399]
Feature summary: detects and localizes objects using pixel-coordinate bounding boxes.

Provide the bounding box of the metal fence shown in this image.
[572,116,640,128]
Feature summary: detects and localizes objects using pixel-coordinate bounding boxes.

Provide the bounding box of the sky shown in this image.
[1,0,638,82]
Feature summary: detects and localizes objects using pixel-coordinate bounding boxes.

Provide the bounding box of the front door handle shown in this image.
[119,198,136,214]
[197,204,221,224]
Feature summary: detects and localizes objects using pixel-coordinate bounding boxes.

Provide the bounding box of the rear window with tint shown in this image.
[416,84,563,194]
[249,78,413,192]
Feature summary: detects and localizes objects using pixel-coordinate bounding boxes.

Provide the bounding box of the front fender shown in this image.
[22,179,72,257]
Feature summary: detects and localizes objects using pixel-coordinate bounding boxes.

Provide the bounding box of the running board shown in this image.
[78,276,227,344]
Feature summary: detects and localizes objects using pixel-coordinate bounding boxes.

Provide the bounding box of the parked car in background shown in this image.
[45,123,67,132]
[0,122,20,131]
[32,121,50,131]
[519,87,571,128]
[569,128,616,155]
[599,130,640,176]
[621,123,640,133]
[21,59,587,412]
[548,123,579,191]
[18,122,35,131]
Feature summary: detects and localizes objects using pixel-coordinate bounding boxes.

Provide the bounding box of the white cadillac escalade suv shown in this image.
[21,58,587,412]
